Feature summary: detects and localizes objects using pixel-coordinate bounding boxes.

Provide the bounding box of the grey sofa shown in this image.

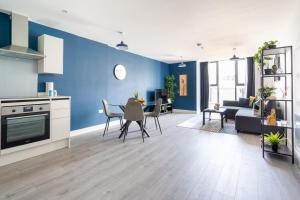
[223,100,283,134]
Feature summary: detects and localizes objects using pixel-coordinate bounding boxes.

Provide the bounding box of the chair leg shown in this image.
[119,117,123,128]
[139,120,145,143]
[103,118,110,137]
[154,117,158,129]
[144,116,147,128]
[156,117,162,135]
[123,121,131,142]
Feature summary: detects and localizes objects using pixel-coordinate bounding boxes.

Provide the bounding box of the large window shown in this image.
[208,59,247,105]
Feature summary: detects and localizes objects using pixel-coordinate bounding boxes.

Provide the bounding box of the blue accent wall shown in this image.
[0,12,169,131]
[169,61,197,111]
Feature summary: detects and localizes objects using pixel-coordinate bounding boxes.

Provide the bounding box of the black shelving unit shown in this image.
[260,46,294,163]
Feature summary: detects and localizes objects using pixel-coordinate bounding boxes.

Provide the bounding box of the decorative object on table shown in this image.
[179,74,188,96]
[133,91,139,98]
[254,40,278,69]
[113,64,126,80]
[253,98,262,116]
[214,103,220,110]
[46,82,54,97]
[266,108,277,126]
[165,75,177,101]
[264,132,286,152]
[136,97,145,104]
[257,86,276,99]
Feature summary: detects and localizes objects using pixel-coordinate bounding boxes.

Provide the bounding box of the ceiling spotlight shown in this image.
[178,56,187,68]
[196,43,204,49]
[116,31,128,51]
[61,9,68,14]
[230,48,240,60]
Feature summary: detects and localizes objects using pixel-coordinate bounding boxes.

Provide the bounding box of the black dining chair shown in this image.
[102,99,123,137]
[144,98,163,134]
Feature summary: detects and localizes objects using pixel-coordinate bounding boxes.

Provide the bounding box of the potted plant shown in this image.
[165,75,177,102]
[254,40,278,74]
[133,91,139,99]
[264,132,286,152]
[257,86,276,99]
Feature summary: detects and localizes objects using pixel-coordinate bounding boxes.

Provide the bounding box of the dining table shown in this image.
[109,101,156,139]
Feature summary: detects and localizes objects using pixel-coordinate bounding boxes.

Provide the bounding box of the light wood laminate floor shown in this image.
[0,113,300,200]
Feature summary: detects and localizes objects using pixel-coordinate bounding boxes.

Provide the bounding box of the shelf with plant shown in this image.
[263,132,289,154]
[254,40,282,75]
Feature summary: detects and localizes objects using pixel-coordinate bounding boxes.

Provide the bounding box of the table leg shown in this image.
[221,114,224,129]
[203,111,205,125]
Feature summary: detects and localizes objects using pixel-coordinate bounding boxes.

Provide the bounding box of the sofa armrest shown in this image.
[223,100,239,107]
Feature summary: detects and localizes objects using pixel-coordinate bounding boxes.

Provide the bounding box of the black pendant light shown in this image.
[116,41,128,51]
[116,31,128,51]
[230,48,240,60]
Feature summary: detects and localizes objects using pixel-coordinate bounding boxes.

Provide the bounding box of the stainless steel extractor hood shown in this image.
[0,13,44,60]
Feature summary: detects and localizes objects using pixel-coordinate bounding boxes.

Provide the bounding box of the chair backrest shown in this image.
[153,98,163,116]
[102,99,111,117]
[127,98,137,103]
[124,101,144,121]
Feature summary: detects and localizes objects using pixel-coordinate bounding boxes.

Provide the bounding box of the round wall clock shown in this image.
[113,64,126,80]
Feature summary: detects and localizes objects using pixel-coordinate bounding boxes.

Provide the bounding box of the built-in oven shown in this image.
[1,103,50,149]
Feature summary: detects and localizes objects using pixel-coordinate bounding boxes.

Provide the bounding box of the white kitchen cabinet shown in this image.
[51,118,70,141]
[38,34,64,74]
[51,99,70,142]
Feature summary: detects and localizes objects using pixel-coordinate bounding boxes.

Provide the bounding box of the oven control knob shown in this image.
[12,109,16,113]
[39,107,43,111]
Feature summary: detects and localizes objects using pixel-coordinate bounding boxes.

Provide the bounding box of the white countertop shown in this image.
[0,96,71,102]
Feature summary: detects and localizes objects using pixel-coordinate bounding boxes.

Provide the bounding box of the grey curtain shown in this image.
[200,62,209,111]
[246,57,255,97]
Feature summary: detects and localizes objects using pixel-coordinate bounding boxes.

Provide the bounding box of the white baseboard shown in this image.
[173,109,197,114]
[71,119,122,137]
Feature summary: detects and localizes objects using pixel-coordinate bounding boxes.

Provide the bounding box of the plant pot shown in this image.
[264,69,272,75]
[271,144,278,152]
[268,44,277,49]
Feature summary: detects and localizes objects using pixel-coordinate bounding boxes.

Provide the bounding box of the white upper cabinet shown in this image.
[38,34,64,74]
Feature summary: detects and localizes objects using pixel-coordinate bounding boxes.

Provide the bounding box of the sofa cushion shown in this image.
[238,98,250,108]
[236,108,259,118]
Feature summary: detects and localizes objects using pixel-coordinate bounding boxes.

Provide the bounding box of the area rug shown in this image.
[177,115,237,134]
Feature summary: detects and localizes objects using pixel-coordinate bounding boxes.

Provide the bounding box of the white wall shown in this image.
[288,1,300,164]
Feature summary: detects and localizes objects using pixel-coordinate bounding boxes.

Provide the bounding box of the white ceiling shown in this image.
[0,0,298,63]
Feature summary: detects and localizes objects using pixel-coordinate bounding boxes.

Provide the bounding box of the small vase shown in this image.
[268,44,277,49]
[272,65,278,74]
[271,144,278,152]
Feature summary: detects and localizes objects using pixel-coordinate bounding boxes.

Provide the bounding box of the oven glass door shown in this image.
[1,112,50,149]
